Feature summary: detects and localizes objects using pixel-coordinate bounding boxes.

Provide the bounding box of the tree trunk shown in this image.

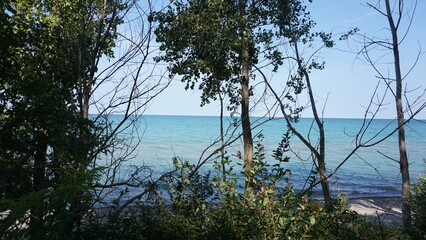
[30,136,48,238]
[219,91,226,182]
[384,0,411,228]
[239,0,254,198]
[33,142,47,192]
[318,156,333,210]
[307,79,333,210]
[82,76,91,119]
[295,42,334,210]
[241,65,254,197]
[310,84,333,210]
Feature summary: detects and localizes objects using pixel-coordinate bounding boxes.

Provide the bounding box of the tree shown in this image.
[360,0,424,228]
[0,0,103,237]
[153,0,314,197]
[262,0,425,215]
[261,29,336,209]
[0,0,169,237]
[84,0,172,208]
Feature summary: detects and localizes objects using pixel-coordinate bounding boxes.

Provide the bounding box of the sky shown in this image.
[100,0,426,119]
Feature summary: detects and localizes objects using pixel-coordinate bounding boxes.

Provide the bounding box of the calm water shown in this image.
[107,115,426,198]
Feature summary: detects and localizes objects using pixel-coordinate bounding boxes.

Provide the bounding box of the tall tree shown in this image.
[84,0,172,207]
[383,0,410,227]
[261,30,336,209]
[361,0,423,228]
[153,0,313,196]
[0,0,101,237]
[0,0,167,237]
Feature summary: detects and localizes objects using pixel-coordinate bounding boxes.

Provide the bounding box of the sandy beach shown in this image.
[348,196,403,226]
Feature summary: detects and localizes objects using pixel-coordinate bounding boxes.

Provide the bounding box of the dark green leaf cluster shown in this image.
[153,0,242,108]
[168,157,214,209]
[272,130,291,163]
[0,0,125,237]
[153,0,316,109]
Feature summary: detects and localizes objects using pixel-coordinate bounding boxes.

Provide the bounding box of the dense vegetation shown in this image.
[77,157,425,240]
[0,0,425,239]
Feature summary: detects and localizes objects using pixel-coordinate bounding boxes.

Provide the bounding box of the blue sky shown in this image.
[106,0,426,119]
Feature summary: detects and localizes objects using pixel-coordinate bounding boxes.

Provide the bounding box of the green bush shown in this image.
[79,153,410,240]
[80,193,410,240]
[410,174,426,240]
[79,139,410,239]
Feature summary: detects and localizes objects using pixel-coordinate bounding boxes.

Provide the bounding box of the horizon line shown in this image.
[89,113,426,121]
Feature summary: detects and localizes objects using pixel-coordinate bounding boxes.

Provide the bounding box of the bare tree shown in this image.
[72,0,172,210]
[262,28,425,213]
[258,40,333,209]
[358,0,424,228]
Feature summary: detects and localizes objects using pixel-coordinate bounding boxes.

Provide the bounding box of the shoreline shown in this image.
[1,196,405,229]
[348,196,402,226]
[94,195,404,226]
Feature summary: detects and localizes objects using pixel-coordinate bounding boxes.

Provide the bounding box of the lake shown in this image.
[104,115,426,199]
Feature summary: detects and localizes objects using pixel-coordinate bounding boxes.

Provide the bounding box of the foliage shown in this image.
[0,0,125,237]
[409,164,426,239]
[168,157,214,211]
[81,140,409,240]
[152,0,315,109]
[0,170,98,239]
[79,154,411,240]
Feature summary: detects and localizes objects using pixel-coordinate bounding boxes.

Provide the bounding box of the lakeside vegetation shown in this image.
[1,0,425,239]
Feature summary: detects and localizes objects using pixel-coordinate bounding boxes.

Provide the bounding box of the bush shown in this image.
[79,164,410,240]
[79,147,411,239]
[80,194,411,240]
[410,174,426,240]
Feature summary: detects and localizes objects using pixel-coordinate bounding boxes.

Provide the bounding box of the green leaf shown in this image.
[263,197,269,206]
[310,216,316,225]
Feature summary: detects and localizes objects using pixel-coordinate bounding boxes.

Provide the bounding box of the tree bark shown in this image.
[239,0,254,197]
[219,91,227,182]
[306,74,333,210]
[33,141,47,192]
[294,43,334,210]
[30,134,48,238]
[241,58,254,197]
[83,85,90,119]
[384,0,411,228]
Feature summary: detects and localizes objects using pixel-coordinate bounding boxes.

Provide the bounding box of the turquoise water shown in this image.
[108,115,426,198]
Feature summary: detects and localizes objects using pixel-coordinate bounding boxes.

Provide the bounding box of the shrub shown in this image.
[78,159,411,240]
[410,174,426,240]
